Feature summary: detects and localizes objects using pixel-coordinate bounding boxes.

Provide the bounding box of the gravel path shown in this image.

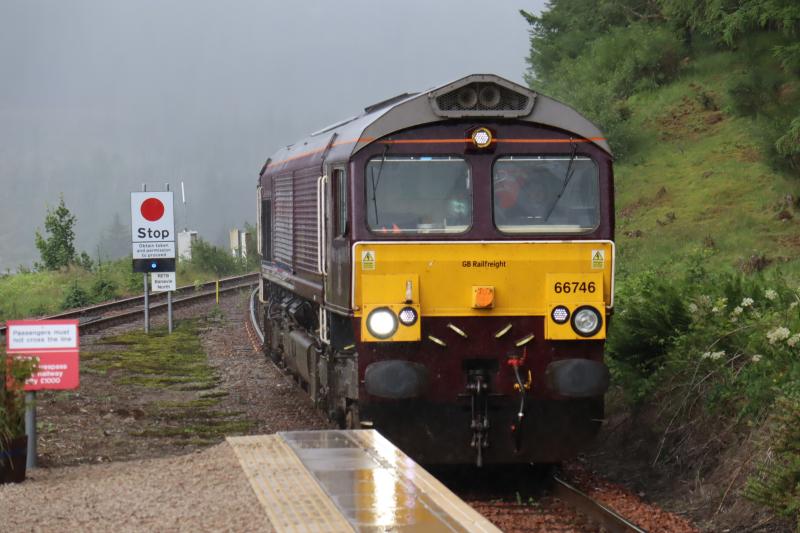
[0,443,273,532]
[0,290,327,531]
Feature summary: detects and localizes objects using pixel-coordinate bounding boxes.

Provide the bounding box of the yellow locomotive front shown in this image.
[350,120,614,465]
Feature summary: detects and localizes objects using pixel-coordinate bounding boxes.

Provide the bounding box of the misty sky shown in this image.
[0,0,546,271]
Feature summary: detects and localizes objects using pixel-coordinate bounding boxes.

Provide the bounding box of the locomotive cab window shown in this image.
[493,156,599,233]
[366,156,471,234]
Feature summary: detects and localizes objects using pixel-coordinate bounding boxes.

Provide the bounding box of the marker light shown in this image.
[398,306,418,326]
[571,306,602,337]
[471,127,493,148]
[366,307,398,339]
[551,305,570,324]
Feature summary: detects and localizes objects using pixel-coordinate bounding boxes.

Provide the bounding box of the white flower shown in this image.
[688,303,699,313]
[790,301,798,310]
[741,297,754,308]
[732,306,743,316]
[765,289,778,301]
[702,350,725,360]
[788,334,800,347]
[751,354,762,363]
[767,326,791,344]
[712,306,721,314]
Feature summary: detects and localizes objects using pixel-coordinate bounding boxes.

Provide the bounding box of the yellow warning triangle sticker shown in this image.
[593,251,603,260]
[363,252,374,261]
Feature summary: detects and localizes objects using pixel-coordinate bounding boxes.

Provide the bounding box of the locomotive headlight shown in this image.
[551,305,570,324]
[366,307,398,339]
[398,306,418,326]
[471,127,493,148]
[571,306,603,337]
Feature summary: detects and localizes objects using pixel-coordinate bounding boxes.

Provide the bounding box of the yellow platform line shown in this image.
[227,435,354,533]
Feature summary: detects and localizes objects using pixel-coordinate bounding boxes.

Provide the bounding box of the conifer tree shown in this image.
[34,195,77,270]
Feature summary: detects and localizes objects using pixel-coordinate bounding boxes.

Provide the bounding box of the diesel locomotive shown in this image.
[256,74,614,465]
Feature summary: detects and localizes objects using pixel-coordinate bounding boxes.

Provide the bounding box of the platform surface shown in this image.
[228,430,501,532]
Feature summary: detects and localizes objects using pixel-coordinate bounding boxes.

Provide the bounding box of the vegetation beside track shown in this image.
[85,320,251,447]
[522,1,800,528]
[0,243,257,323]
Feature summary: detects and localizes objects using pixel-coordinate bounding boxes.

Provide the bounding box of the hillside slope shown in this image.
[615,50,800,278]
[520,2,800,530]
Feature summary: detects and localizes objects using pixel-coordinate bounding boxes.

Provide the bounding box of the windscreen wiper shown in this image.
[370,145,389,225]
[543,140,578,222]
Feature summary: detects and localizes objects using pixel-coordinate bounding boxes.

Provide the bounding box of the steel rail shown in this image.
[249,287,265,344]
[0,273,258,335]
[552,476,648,533]
[76,281,256,333]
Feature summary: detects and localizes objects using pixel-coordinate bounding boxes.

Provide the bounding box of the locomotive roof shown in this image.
[261,74,610,176]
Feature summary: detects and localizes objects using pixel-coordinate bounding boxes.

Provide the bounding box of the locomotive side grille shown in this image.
[273,173,293,267]
[430,81,534,118]
[292,169,319,274]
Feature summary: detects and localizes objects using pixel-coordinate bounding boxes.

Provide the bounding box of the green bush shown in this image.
[90,278,119,302]
[1,357,38,444]
[61,281,91,310]
[610,262,800,423]
[744,394,800,529]
[189,239,241,278]
[725,69,782,117]
[775,116,800,170]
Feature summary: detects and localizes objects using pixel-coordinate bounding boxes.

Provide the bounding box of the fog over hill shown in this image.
[0,0,543,271]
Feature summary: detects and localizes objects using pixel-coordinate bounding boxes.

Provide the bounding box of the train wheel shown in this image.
[262,314,282,365]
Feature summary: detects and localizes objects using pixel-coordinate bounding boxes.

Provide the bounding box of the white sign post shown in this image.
[131,191,175,257]
[131,189,177,334]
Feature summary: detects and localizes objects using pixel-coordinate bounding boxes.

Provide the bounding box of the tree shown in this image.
[97,212,131,261]
[34,195,77,270]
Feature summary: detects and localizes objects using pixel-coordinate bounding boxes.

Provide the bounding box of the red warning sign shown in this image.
[140,197,165,221]
[5,320,80,391]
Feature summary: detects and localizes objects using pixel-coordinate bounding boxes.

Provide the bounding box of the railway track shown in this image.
[245,289,648,532]
[553,475,647,532]
[0,272,259,335]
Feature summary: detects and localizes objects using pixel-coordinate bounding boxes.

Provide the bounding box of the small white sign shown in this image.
[8,322,79,351]
[151,272,176,292]
[133,241,176,259]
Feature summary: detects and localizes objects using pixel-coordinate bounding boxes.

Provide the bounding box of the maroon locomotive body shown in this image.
[257,74,615,465]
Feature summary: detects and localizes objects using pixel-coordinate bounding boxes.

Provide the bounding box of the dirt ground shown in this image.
[31,290,330,468]
[583,405,794,532]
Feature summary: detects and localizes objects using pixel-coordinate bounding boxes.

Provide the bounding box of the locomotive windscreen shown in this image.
[492,156,599,233]
[366,156,472,234]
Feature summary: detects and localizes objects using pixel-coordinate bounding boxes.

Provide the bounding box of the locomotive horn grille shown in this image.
[431,81,534,118]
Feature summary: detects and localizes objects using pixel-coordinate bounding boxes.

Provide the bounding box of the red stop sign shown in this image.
[140,198,165,222]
